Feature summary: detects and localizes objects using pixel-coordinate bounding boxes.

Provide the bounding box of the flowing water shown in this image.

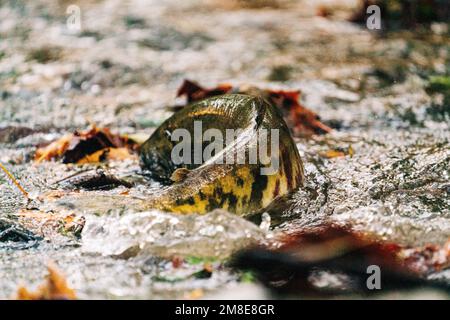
[0,0,449,299]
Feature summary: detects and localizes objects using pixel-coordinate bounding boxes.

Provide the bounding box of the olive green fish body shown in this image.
[140,94,304,215]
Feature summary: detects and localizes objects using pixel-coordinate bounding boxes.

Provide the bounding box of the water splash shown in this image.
[82,209,267,259]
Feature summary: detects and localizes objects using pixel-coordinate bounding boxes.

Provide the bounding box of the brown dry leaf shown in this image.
[176,79,332,136]
[34,126,138,164]
[177,79,232,103]
[16,263,76,300]
[35,134,73,163]
[266,89,332,136]
[18,209,85,239]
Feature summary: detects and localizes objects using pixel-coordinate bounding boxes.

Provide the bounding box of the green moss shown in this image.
[426,75,450,122]
[240,271,256,283]
[185,256,218,265]
[427,76,450,93]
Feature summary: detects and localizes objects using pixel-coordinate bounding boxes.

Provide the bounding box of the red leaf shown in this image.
[176,79,332,136]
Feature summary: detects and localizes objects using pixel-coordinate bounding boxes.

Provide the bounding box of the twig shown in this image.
[0,162,29,200]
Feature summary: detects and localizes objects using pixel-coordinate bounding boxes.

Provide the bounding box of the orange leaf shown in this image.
[322,150,346,158]
[34,134,73,163]
[15,263,76,300]
[34,127,138,164]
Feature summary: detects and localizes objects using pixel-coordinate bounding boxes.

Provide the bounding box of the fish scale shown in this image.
[140,94,304,215]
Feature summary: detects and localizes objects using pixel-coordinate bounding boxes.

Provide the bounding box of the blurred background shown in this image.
[0,0,449,300]
[0,0,448,131]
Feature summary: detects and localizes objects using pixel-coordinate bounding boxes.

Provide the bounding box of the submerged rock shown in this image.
[0,218,40,250]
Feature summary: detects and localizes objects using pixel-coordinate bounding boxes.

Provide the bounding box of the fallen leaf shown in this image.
[322,150,346,158]
[266,89,332,135]
[177,79,232,103]
[176,79,332,136]
[35,134,73,163]
[233,225,449,295]
[76,147,136,164]
[15,263,76,300]
[320,146,354,159]
[35,126,138,164]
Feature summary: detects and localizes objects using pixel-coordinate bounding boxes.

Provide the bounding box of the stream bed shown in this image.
[0,0,449,299]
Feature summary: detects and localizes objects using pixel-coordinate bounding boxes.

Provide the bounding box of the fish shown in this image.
[139,94,304,215]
